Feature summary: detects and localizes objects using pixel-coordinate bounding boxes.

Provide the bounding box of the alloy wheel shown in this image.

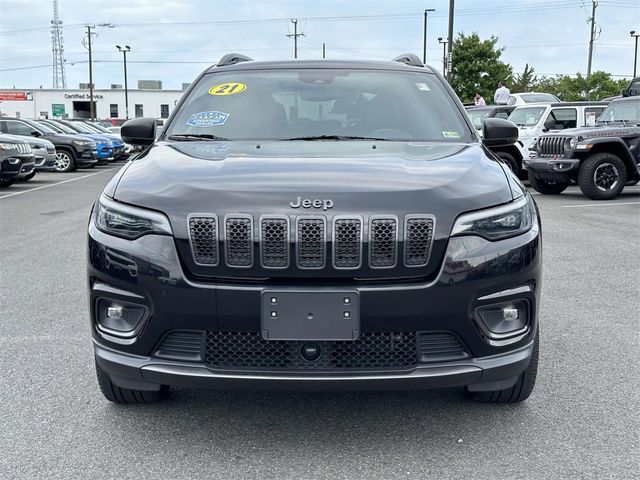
[593,162,619,191]
[54,152,71,172]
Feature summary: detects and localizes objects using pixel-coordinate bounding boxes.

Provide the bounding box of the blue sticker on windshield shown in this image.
[186,111,230,127]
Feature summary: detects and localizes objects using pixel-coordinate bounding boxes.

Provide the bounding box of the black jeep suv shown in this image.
[526,96,640,199]
[88,54,541,404]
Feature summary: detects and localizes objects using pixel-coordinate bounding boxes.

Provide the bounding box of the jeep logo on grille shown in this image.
[289,196,334,211]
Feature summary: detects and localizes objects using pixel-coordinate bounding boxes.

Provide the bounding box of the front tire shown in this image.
[0,179,15,188]
[54,149,76,173]
[496,151,518,174]
[528,173,568,194]
[468,329,539,404]
[95,361,169,404]
[22,171,36,181]
[578,153,627,200]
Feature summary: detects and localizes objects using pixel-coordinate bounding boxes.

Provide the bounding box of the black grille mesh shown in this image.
[369,218,397,268]
[189,217,218,265]
[404,217,434,266]
[297,218,325,268]
[539,136,570,156]
[334,218,362,268]
[205,331,417,371]
[225,217,253,267]
[261,217,289,268]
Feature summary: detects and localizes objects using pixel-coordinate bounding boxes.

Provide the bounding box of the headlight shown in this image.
[569,138,577,149]
[451,194,536,241]
[0,143,17,151]
[95,194,173,240]
[72,139,95,147]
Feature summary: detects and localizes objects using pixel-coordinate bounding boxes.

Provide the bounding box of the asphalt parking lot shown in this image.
[0,166,638,480]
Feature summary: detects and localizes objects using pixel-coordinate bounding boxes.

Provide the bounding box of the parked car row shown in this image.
[0,118,134,188]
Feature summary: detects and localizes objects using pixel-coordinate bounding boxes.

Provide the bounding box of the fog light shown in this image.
[476,300,529,339]
[107,305,123,319]
[96,299,147,337]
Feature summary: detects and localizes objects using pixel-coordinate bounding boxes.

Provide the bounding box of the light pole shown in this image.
[438,37,448,77]
[423,8,435,64]
[631,30,639,77]
[116,45,130,119]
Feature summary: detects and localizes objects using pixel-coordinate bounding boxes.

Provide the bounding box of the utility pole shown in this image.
[446,0,454,81]
[84,23,113,120]
[631,30,639,77]
[423,8,435,64]
[86,24,95,120]
[286,19,305,59]
[322,43,326,59]
[586,0,598,78]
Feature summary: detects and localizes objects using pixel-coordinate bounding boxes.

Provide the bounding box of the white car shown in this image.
[507,101,608,151]
[507,92,560,106]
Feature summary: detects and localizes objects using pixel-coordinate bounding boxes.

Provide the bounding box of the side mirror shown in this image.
[621,88,629,97]
[482,118,518,147]
[121,117,157,146]
[30,130,42,137]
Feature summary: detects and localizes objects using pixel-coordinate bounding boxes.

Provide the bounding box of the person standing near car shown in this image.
[494,81,510,105]
[474,93,486,105]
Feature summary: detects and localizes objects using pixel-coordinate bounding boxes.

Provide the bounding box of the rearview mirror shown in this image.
[121,118,157,146]
[482,118,518,147]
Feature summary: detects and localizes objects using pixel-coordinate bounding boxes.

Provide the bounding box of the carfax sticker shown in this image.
[209,82,247,95]
[415,82,430,91]
[186,111,230,127]
[442,131,460,138]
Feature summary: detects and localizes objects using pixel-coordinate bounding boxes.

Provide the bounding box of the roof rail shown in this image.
[217,53,254,67]
[392,53,424,68]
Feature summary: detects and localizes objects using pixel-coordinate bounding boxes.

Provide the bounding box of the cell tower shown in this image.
[51,0,66,88]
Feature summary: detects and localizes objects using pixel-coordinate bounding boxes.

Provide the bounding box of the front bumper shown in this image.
[35,152,57,172]
[88,215,541,392]
[16,156,36,179]
[524,154,580,181]
[77,148,99,168]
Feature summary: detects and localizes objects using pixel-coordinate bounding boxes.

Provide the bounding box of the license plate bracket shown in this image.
[261,290,359,341]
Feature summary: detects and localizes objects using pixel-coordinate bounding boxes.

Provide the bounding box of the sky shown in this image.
[0,0,638,90]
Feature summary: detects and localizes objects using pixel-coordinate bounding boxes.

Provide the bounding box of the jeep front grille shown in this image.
[188,214,435,271]
[538,136,570,156]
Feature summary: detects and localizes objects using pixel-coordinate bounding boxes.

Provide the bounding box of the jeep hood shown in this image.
[111,141,513,220]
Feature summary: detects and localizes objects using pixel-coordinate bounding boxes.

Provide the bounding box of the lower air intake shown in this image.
[417,332,468,363]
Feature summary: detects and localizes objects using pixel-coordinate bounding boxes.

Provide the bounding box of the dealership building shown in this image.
[0,82,188,122]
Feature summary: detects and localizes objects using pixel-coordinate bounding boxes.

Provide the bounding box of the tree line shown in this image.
[449,33,629,104]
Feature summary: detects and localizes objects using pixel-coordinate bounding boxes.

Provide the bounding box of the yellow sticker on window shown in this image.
[209,82,247,96]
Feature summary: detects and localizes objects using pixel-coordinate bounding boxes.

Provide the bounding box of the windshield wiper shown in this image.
[167,133,230,141]
[281,135,389,141]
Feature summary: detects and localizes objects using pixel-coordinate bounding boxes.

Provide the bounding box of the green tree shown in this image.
[450,32,512,104]
[512,64,537,93]
[533,71,629,100]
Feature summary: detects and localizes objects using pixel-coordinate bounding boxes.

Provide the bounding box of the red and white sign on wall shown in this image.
[0,91,33,101]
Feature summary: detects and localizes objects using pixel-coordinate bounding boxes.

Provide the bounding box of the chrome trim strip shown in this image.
[187,213,219,267]
[477,285,533,301]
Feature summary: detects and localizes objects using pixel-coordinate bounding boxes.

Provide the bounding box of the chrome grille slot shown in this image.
[296,217,326,269]
[539,136,570,157]
[224,216,253,267]
[188,216,218,265]
[333,217,362,269]
[16,143,31,154]
[404,215,435,267]
[369,216,398,268]
[260,216,289,269]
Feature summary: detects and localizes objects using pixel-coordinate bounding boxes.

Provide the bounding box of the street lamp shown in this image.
[116,45,131,119]
[631,30,640,78]
[423,8,435,64]
[438,37,448,77]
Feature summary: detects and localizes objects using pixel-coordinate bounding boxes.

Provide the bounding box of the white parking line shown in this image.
[0,168,116,199]
[563,202,640,208]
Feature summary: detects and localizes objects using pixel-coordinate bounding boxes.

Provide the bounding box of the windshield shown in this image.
[508,107,546,127]
[59,121,85,133]
[43,121,75,134]
[597,99,640,123]
[520,93,559,103]
[87,122,111,133]
[26,119,56,134]
[164,69,472,142]
[466,109,491,129]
